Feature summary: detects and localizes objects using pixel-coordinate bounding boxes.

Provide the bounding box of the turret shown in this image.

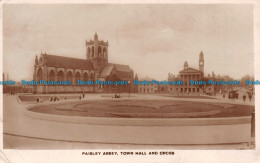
[135,73,138,81]
[199,51,204,74]
[35,55,38,65]
[184,61,188,70]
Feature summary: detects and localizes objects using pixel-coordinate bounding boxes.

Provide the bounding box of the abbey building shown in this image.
[33,33,135,94]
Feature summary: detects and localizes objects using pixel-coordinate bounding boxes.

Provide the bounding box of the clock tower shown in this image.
[199,51,204,75]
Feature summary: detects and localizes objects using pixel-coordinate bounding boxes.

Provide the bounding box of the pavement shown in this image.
[2,93,255,150]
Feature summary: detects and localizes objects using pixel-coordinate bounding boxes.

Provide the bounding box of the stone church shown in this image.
[33,33,135,94]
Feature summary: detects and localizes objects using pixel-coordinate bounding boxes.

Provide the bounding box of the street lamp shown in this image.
[128,81,131,98]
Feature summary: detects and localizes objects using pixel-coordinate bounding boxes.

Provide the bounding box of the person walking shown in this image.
[243,93,246,102]
[249,93,252,102]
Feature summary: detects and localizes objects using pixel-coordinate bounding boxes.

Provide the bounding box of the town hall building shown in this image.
[167,51,216,95]
[33,33,135,94]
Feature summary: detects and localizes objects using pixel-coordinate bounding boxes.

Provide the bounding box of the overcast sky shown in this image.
[3,4,254,81]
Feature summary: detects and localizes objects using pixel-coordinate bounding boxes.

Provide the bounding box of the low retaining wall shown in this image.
[22,103,252,145]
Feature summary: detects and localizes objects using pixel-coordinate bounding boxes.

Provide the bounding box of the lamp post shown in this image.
[128,81,131,98]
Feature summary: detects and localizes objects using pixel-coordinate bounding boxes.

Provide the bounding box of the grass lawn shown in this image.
[29,100,254,118]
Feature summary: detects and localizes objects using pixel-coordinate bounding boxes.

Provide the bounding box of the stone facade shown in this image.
[138,78,158,93]
[33,33,135,94]
[167,51,215,95]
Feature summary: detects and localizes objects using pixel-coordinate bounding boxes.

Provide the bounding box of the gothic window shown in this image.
[75,72,81,84]
[37,68,43,81]
[87,47,90,59]
[103,47,107,58]
[83,72,88,81]
[57,71,65,81]
[66,71,73,82]
[98,46,102,57]
[91,46,94,57]
[49,70,55,81]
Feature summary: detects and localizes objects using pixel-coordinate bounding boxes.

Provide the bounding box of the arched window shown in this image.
[103,47,107,58]
[83,72,88,81]
[66,71,73,82]
[87,47,90,59]
[98,46,102,57]
[75,72,81,84]
[91,46,94,57]
[37,68,43,81]
[49,70,55,81]
[57,71,65,81]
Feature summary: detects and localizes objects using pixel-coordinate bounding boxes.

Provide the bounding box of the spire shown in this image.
[35,54,38,65]
[94,32,98,40]
[135,73,138,80]
[199,50,204,58]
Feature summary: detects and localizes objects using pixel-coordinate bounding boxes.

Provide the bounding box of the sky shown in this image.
[3,4,254,81]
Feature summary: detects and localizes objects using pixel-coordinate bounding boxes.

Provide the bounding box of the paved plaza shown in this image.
[3,93,255,149]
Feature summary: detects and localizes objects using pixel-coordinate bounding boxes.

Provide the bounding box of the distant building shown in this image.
[33,33,135,94]
[2,73,9,81]
[138,77,158,93]
[168,51,215,95]
[2,73,10,93]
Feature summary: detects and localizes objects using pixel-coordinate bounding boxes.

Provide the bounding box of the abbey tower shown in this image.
[86,33,109,72]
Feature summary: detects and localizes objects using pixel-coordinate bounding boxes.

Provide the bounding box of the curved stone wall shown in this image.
[22,103,252,145]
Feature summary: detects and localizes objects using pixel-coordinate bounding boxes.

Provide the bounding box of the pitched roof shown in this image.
[179,68,203,74]
[108,63,131,72]
[42,54,94,70]
[99,65,114,78]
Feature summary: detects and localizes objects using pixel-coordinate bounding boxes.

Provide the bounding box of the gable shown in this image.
[99,65,114,78]
[179,68,202,74]
[108,63,131,72]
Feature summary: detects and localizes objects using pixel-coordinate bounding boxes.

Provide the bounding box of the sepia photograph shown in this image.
[0,1,259,162]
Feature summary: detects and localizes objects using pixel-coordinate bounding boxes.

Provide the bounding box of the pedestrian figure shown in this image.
[249,93,252,102]
[243,94,246,102]
[223,94,225,98]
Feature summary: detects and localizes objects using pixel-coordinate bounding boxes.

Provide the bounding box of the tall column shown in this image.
[188,75,190,86]
[185,75,187,86]
[187,75,189,93]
